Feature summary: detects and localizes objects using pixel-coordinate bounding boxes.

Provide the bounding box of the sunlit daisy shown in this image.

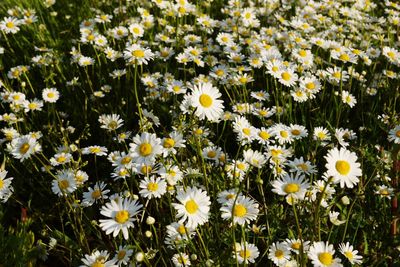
[188,81,224,122]
[129,132,162,164]
[172,186,211,228]
[268,241,291,266]
[233,242,260,264]
[308,241,342,267]
[139,176,167,199]
[339,242,363,265]
[220,195,259,226]
[324,147,362,188]
[99,198,143,240]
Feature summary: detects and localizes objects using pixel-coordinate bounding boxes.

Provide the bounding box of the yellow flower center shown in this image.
[19,143,30,154]
[297,163,309,171]
[132,49,145,58]
[115,210,130,224]
[387,51,395,59]
[291,242,301,250]
[395,130,400,138]
[207,150,216,158]
[344,251,353,260]
[298,50,307,57]
[132,27,140,34]
[233,204,247,217]
[333,72,341,79]
[139,143,152,156]
[108,121,118,129]
[281,72,291,81]
[242,128,251,136]
[147,182,158,192]
[57,156,67,163]
[318,252,333,265]
[380,189,390,196]
[91,262,105,267]
[121,156,132,165]
[280,131,289,138]
[239,249,251,259]
[91,189,102,199]
[284,183,300,194]
[117,250,127,260]
[339,53,350,61]
[0,180,4,189]
[199,94,213,108]
[259,131,270,140]
[28,102,37,109]
[275,249,284,259]
[90,147,101,154]
[272,66,279,72]
[177,225,187,235]
[172,85,181,92]
[185,199,198,214]
[335,160,350,175]
[317,132,326,139]
[47,92,55,98]
[239,77,248,84]
[6,22,14,28]
[221,36,228,43]
[305,82,315,90]
[291,129,301,136]
[141,165,152,175]
[58,180,69,190]
[163,138,175,148]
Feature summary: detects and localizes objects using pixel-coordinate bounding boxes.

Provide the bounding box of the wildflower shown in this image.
[388,125,400,144]
[50,152,72,166]
[268,242,291,266]
[129,132,162,164]
[172,187,211,228]
[8,135,41,161]
[99,198,143,240]
[78,56,95,66]
[324,147,362,188]
[233,242,260,264]
[271,173,310,201]
[139,176,167,199]
[188,81,224,122]
[0,170,13,203]
[124,44,154,65]
[112,245,133,266]
[220,195,259,226]
[341,91,357,108]
[0,17,21,34]
[339,242,363,265]
[374,185,394,199]
[80,250,117,267]
[82,145,108,156]
[161,131,186,156]
[82,182,110,207]
[98,114,123,131]
[243,149,266,168]
[172,253,191,267]
[42,88,60,103]
[52,169,77,196]
[308,241,342,267]
[329,211,346,226]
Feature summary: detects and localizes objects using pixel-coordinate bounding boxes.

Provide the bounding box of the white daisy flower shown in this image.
[172,186,211,228]
[188,81,224,122]
[42,88,60,103]
[220,195,259,226]
[233,242,260,264]
[0,170,13,203]
[268,241,291,266]
[308,241,342,267]
[139,176,167,199]
[129,132,163,164]
[339,242,363,265]
[324,147,362,188]
[99,198,143,240]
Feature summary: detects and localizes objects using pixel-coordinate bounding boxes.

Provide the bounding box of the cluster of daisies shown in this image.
[0,0,399,265]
